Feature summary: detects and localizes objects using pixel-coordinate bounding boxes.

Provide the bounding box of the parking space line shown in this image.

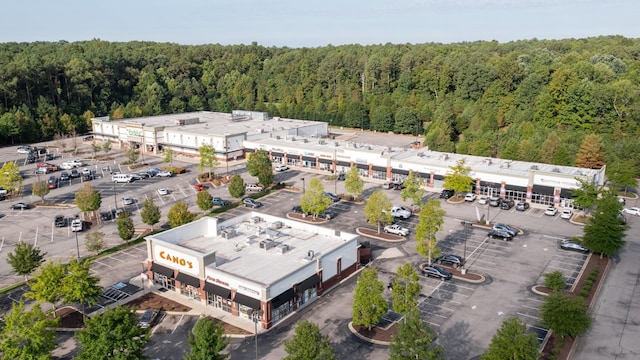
[106,256,126,263]
[522,305,540,311]
[92,260,113,268]
[517,312,540,320]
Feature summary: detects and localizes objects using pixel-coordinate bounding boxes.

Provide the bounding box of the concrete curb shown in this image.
[355,227,406,242]
[348,321,391,346]
[531,285,551,296]
[452,273,486,284]
[285,213,328,224]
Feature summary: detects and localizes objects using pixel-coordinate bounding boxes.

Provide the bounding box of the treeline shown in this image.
[1,37,640,175]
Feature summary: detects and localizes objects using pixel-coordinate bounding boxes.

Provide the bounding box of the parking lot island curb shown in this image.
[348,321,391,346]
[419,263,486,284]
[356,227,406,242]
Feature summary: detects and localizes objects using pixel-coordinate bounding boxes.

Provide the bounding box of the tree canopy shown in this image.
[283,320,337,360]
[482,317,540,360]
[184,317,229,360]
[6,241,46,280]
[246,149,273,186]
[352,267,387,331]
[300,177,331,218]
[390,308,444,360]
[415,199,445,263]
[168,202,196,228]
[0,301,58,359]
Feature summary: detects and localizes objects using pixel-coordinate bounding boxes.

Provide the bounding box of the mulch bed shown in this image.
[353,323,398,343]
[287,212,328,224]
[540,254,609,360]
[125,292,192,312]
[357,227,405,241]
[54,307,85,329]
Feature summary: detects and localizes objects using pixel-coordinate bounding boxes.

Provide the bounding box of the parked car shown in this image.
[488,229,513,241]
[212,197,231,206]
[71,218,83,232]
[478,195,489,205]
[243,198,263,208]
[291,205,308,215]
[245,183,264,192]
[47,176,59,189]
[422,266,452,280]
[464,193,477,202]
[148,168,161,177]
[17,146,31,154]
[489,196,501,207]
[545,206,558,216]
[138,308,160,328]
[54,215,67,227]
[60,163,74,170]
[382,181,393,190]
[81,168,91,176]
[391,206,412,219]
[274,164,289,172]
[70,169,80,178]
[122,196,135,206]
[515,201,530,211]
[129,173,142,181]
[436,254,465,268]
[194,183,205,191]
[136,172,151,179]
[440,189,454,199]
[499,199,515,210]
[622,207,640,216]
[323,192,340,202]
[336,173,346,181]
[60,172,70,181]
[157,188,170,196]
[393,181,405,190]
[10,202,30,210]
[156,170,173,177]
[100,210,117,221]
[492,223,518,236]
[559,240,589,253]
[383,224,410,236]
[0,187,8,196]
[35,167,48,175]
[317,210,337,220]
[561,209,573,219]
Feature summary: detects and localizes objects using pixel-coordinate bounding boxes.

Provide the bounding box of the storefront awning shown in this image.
[297,274,320,292]
[203,282,231,299]
[176,272,200,288]
[271,288,296,308]
[233,293,261,309]
[151,263,174,278]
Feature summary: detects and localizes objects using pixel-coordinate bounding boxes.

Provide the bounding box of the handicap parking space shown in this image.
[417,279,478,328]
[145,314,199,359]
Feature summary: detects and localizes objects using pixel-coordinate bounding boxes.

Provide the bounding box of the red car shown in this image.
[194,183,205,191]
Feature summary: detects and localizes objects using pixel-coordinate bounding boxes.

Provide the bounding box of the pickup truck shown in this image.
[384,224,410,236]
[212,197,231,206]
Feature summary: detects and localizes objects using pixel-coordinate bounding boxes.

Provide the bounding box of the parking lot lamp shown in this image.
[74,215,80,259]
[460,221,471,274]
[250,309,263,360]
[301,177,305,193]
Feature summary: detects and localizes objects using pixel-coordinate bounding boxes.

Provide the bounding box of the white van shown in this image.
[112,173,132,183]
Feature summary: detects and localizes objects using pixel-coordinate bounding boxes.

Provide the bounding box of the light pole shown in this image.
[301,177,305,193]
[460,221,470,274]
[250,309,263,360]
[333,148,337,194]
[225,144,229,176]
[74,215,80,259]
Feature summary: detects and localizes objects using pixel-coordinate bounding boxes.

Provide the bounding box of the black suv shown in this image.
[440,189,455,199]
[488,229,513,241]
[499,199,514,210]
[436,254,465,268]
[515,201,530,211]
[54,215,67,227]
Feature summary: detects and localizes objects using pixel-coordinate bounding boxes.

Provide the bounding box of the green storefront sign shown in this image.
[127,129,143,137]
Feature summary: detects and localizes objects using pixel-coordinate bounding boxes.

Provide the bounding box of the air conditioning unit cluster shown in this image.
[259,238,277,250]
[276,244,289,254]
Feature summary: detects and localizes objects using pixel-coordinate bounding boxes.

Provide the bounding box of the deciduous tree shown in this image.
[102,140,112,158]
[0,161,23,193]
[482,317,540,360]
[400,171,425,210]
[345,165,364,198]
[390,308,444,360]
[75,305,150,360]
[168,201,195,228]
[84,231,106,255]
[575,134,605,169]
[582,191,626,257]
[443,158,473,197]
[117,211,135,244]
[364,190,394,233]
[571,178,600,213]
[300,178,331,218]
[415,199,445,264]
[140,197,161,229]
[246,149,273,186]
[544,270,567,292]
[31,180,50,203]
[6,241,46,280]
[352,267,387,331]
[391,263,422,314]
[541,293,592,338]
[26,260,66,314]
[126,148,140,165]
[198,144,218,180]
[75,183,101,219]
[228,174,245,199]
[196,190,214,212]
[62,258,102,320]
[184,317,229,360]
[163,147,175,168]
[284,320,336,360]
[0,301,58,359]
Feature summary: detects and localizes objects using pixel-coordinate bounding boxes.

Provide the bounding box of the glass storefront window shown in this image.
[272,300,293,323]
[154,274,175,291]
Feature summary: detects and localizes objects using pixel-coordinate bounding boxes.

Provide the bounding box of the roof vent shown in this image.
[552,168,561,173]
[484,158,492,165]
[276,244,289,254]
[530,165,539,170]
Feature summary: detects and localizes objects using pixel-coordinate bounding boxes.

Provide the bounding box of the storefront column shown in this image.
[386,166,392,180]
[429,172,435,188]
[316,157,320,170]
[368,164,373,177]
[526,185,533,201]
[476,178,481,194]
[554,187,561,206]
[500,181,506,199]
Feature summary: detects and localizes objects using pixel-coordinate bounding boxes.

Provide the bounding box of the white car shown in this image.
[157,188,170,196]
[274,164,289,172]
[156,170,173,177]
[17,147,31,154]
[391,206,412,219]
[71,218,83,232]
[60,162,75,170]
[464,193,477,202]
[561,209,573,219]
[245,183,264,192]
[122,196,135,206]
[622,207,640,216]
[545,206,558,216]
[384,224,410,236]
[478,195,488,205]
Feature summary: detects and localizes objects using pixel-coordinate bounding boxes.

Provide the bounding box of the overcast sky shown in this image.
[3,0,638,47]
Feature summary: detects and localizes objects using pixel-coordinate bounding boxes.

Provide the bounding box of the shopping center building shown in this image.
[91,109,605,207]
[143,213,360,329]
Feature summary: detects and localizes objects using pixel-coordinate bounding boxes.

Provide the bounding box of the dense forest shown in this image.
[1,37,639,177]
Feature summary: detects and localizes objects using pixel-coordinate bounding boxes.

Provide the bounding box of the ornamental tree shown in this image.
[0,301,58,359]
[300,178,331,218]
[344,165,364,198]
[31,180,50,203]
[75,183,101,219]
[168,201,196,228]
[443,158,473,197]
[140,197,161,229]
[541,293,592,338]
[582,191,626,257]
[75,305,150,360]
[482,317,540,360]
[390,308,444,360]
[228,174,245,199]
[6,241,46,280]
[246,149,273,187]
[415,199,445,264]
[400,171,424,210]
[391,263,422,314]
[84,231,106,255]
[198,144,219,179]
[25,260,66,315]
[196,190,214,212]
[0,161,23,193]
[284,320,337,360]
[117,211,135,244]
[352,267,387,331]
[184,317,229,360]
[364,190,394,233]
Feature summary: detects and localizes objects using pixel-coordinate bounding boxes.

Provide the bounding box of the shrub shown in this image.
[544,271,566,292]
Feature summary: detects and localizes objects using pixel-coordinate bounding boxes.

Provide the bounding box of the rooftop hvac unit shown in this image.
[266,228,280,237]
[319,140,325,145]
[221,229,237,239]
[530,165,539,170]
[271,221,283,229]
[259,239,276,250]
[484,158,492,165]
[552,168,561,173]
[276,244,289,254]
